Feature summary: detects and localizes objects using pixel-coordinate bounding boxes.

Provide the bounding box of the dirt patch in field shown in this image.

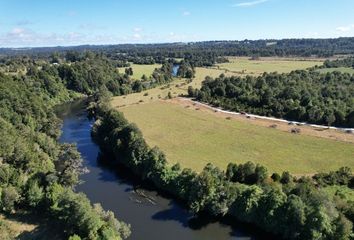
[168,97,354,144]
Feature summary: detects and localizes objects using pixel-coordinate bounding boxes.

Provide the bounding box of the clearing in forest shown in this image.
[117,63,161,80]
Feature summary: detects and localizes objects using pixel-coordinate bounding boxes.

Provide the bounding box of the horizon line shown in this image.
[1,36,354,50]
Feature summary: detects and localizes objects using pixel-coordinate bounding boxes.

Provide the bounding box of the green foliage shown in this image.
[1,186,19,213]
[0,60,130,239]
[177,60,195,78]
[56,143,86,187]
[68,235,82,240]
[93,101,354,240]
[314,167,353,187]
[226,161,268,184]
[26,180,44,208]
[193,70,354,127]
[323,57,354,69]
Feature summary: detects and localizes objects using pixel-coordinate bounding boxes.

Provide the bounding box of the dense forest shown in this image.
[0,57,136,239]
[91,94,354,240]
[188,70,354,127]
[0,49,182,239]
[1,37,354,67]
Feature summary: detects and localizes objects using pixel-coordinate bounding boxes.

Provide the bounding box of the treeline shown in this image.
[0,70,130,238]
[57,52,175,95]
[2,37,354,60]
[188,70,354,127]
[3,38,354,71]
[323,57,354,69]
[3,52,175,97]
[91,95,354,240]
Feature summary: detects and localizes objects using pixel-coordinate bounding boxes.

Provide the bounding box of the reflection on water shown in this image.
[172,65,179,77]
[58,99,275,240]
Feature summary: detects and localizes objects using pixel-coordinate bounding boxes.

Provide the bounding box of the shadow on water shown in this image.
[59,99,278,240]
[95,151,276,240]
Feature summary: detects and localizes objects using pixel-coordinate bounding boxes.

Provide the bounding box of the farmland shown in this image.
[215,57,322,75]
[118,63,161,80]
[110,57,354,175]
[116,100,354,174]
[112,57,325,108]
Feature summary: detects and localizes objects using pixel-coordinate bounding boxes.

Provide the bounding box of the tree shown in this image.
[323,109,336,126]
[280,171,293,184]
[68,235,81,240]
[332,214,352,240]
[187,86,195,97]
[56,143,86,187]
[1,186,19,213]
[278,194,306,239]
[271,173,281,182]
[26,180,44,207]
[254,164,268,183]
[125,67,133,76]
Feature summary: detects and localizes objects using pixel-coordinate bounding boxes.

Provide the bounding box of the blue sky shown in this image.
[0,0,353,47]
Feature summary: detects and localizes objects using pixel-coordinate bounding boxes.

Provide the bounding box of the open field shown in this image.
[111,56,354,175]
[111,78,190,107]
[172,97,354,143]
[111,57,324,108]
[117,100,354,174]
[317,67,354,74]
[188,57,324,90]
[118,63,161,80]
[216,57,322,75]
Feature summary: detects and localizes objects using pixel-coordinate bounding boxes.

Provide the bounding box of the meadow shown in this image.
[216,57,322,75]
[117,63,161,80]
[110,57,354,174]
[112,57,324,107]
[117,100,354,174]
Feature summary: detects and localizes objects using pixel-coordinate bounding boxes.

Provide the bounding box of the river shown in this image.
[57,99,273,240]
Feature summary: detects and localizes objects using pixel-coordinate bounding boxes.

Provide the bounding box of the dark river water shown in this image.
[57,99,273,240]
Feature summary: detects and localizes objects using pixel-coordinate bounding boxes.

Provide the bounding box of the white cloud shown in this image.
[233,0,268,7]
[336,24,354,32]
[182,11,191,16]
[133,33,141,39]
[133,27,142,32]
[0,26,202,47]
[11,28,26,34]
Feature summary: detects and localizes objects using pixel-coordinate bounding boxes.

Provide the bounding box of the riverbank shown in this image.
[59,99,267,240]
[92,97,353,240]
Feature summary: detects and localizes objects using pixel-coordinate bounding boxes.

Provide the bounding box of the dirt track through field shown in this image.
[168,97,354,144]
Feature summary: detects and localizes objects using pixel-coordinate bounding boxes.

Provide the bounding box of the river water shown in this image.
[57,99,273,240]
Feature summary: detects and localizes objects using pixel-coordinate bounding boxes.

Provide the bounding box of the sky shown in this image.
[0,0,353,47]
